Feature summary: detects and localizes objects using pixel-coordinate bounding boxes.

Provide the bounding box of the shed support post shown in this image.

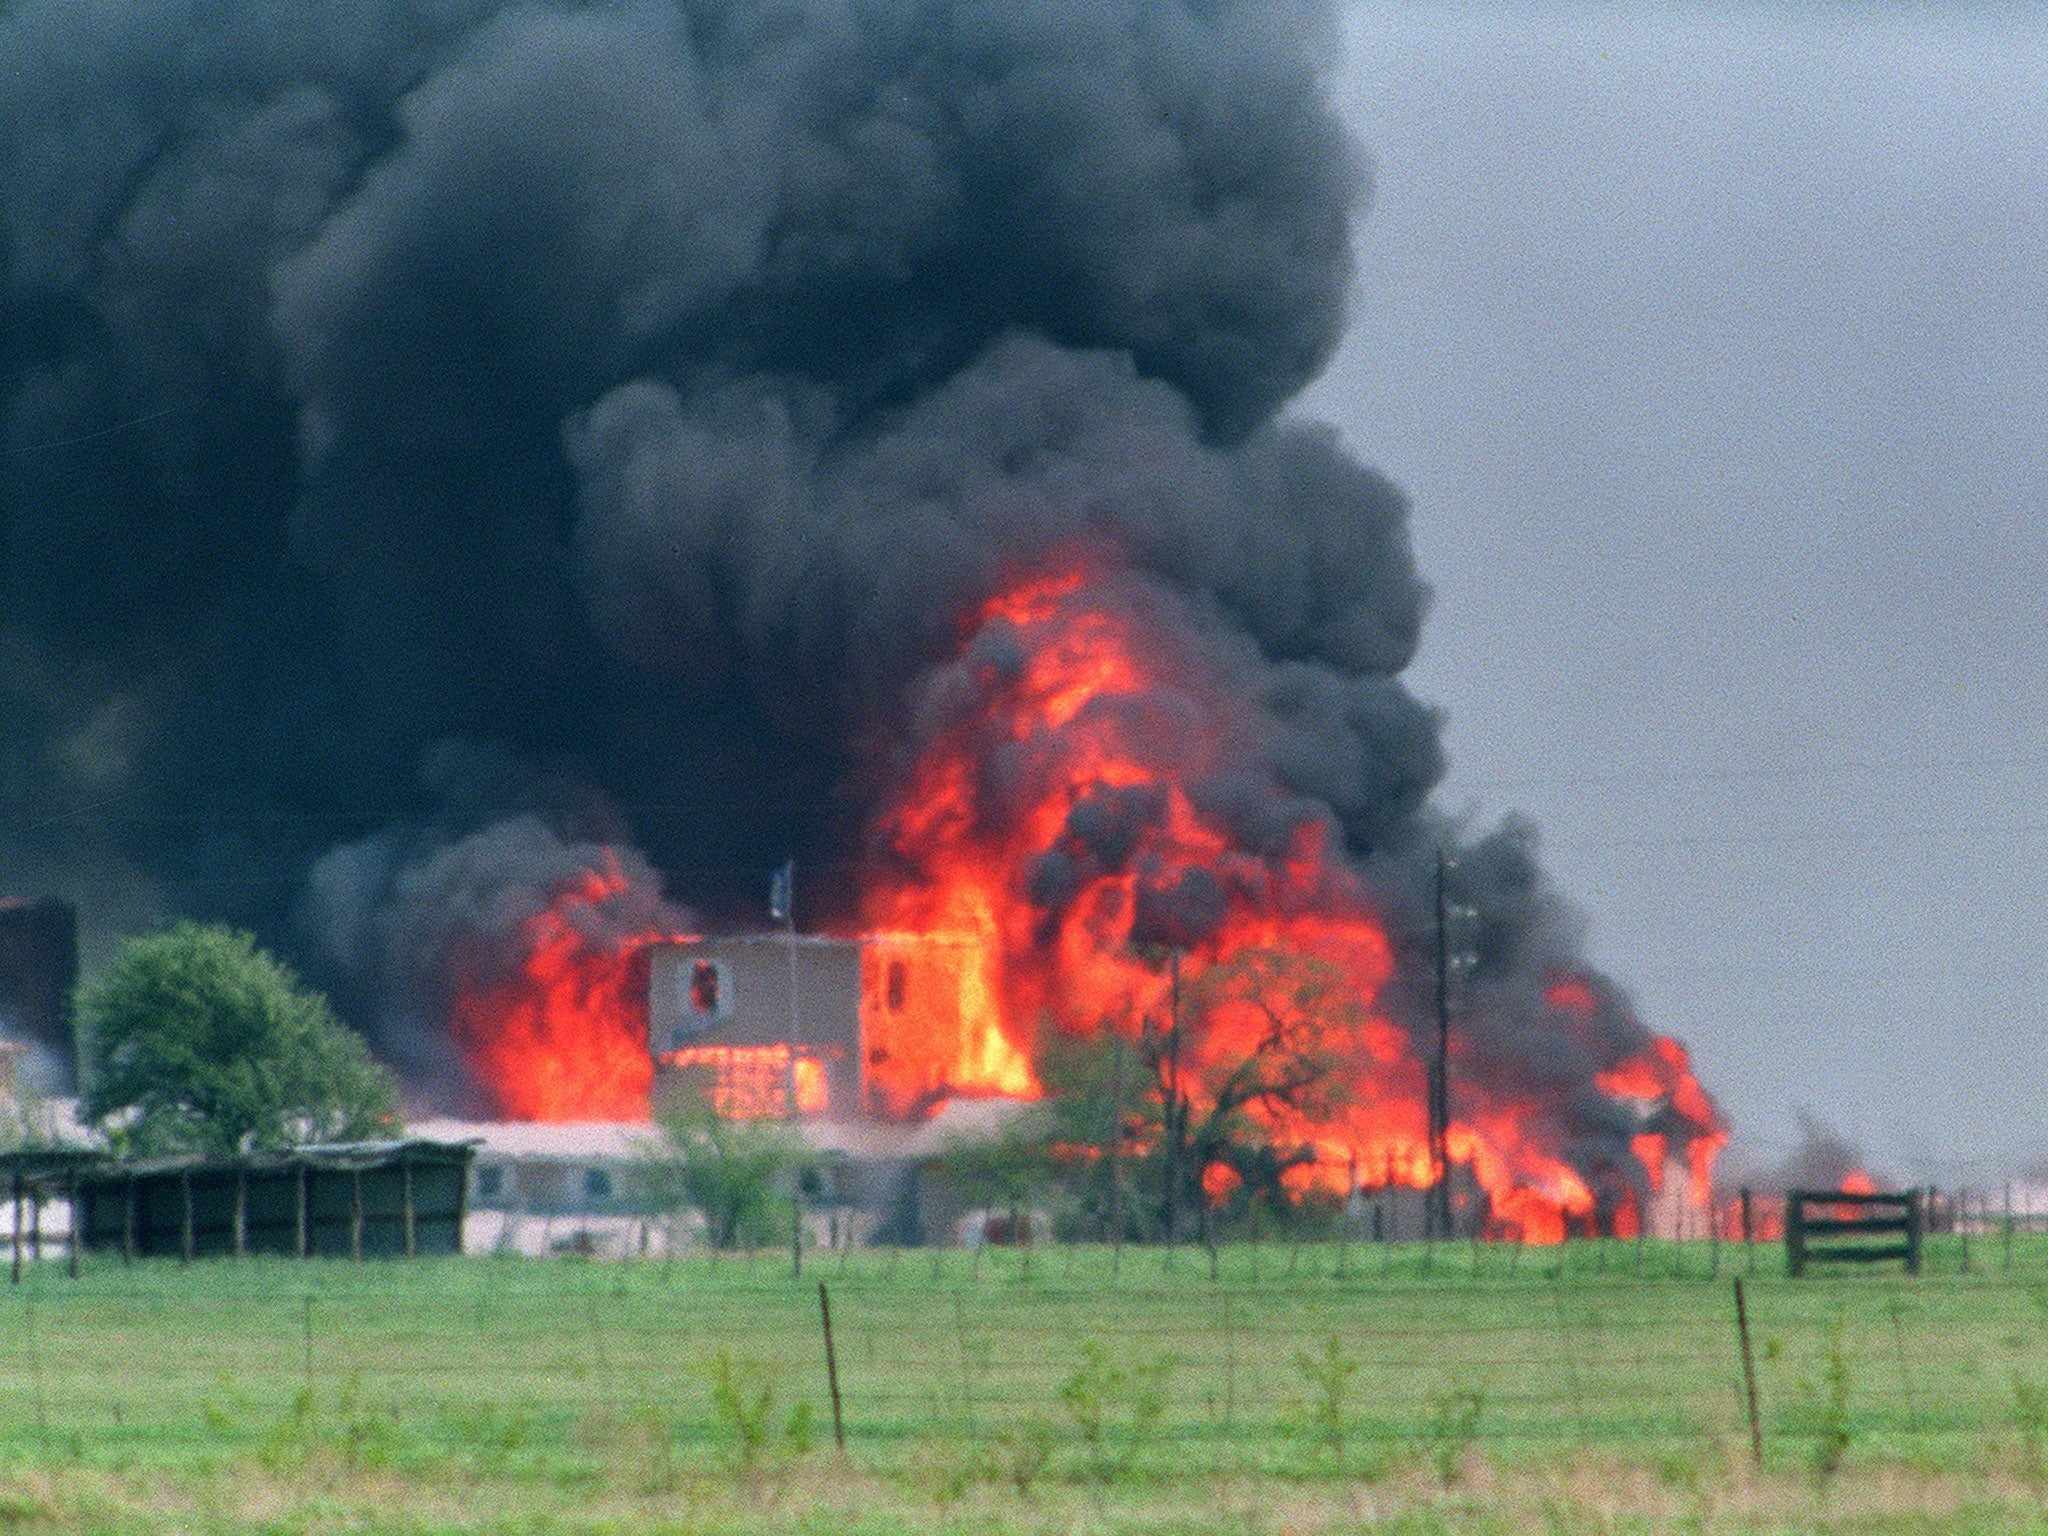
[233,1170,247,1258]
[295,1164,308,1259]
[350,1169,363,1262]
[180,1172,193,1263]
[402,1157,416,1259]
[28,1192,41,1262]
[10,1170,21,1284]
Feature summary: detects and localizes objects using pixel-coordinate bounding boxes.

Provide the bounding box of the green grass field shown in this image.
[1,1235,2046,1533]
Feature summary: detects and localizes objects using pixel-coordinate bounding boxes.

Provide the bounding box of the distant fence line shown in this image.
[2,1256,2048,1474]
[8,1182,2048,1274]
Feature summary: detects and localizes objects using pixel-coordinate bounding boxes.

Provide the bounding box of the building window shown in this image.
[662,1044,829,1119]
[585,1168,612,1202]
[886,959,907,1013]
[689,959,722,1014]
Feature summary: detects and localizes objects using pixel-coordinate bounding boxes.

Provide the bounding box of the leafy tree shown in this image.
[81,923,399,1155]
[642,1099,810,1250]
[1166,946,1355,1211]
[1042,947,1359,1239]
[1038,1026,1147,1238]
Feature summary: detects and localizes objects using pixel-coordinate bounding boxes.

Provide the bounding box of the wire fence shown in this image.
[0,1245,2044,1476]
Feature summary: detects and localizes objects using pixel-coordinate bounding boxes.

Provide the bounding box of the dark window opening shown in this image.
[689,960,721,1013]
[885,959,907,1013]
[585,1168,612,1202]
[476,1166,503,1199]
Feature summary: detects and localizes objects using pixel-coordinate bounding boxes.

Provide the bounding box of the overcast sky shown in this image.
[1301,3,2048,1179]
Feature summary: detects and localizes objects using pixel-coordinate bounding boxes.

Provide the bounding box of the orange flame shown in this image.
[442,563,1726,1237]
[859,564,1725,1237]
[447,857,682,1120]
[660,1043,830,1117]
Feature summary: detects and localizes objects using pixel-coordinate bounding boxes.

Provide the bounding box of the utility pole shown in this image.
[1430,850,1452,1240]
[1163,948,1183,1246]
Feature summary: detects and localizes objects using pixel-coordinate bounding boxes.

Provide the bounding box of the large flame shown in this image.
[442,562,1724,1240]
[859,563,1725,1240]
[447,857,680,1120]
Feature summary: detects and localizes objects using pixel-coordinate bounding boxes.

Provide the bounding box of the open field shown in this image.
[1,1237,2047,1532]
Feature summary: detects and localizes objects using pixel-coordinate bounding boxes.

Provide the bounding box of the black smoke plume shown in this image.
[0,0,1719,1197]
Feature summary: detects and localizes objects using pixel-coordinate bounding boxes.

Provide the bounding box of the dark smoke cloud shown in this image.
[0,0,1717,1181]
[302,793,690,1113]
[1735,1114,1881,1197]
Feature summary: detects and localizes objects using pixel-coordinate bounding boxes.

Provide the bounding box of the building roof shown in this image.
[412,1097,1041,1165]
[16,1139,478,1190]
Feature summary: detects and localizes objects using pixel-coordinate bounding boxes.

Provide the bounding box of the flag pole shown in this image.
[774,861,801,1117]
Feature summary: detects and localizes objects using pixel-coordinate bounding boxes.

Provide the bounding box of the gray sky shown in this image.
[1303,3,2048,1180]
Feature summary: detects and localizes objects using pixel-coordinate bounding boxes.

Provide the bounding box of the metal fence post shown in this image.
[818,1282,845,1451]
[1732,1277,1763,1466]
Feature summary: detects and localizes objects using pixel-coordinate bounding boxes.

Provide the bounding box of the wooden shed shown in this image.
[71,1140,476,1261]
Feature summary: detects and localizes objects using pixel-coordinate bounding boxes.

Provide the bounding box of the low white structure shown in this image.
[412,1098,1038,1257]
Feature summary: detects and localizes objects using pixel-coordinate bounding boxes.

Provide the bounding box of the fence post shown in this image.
[817,1282,845,1451]
[1550,1283,1588,1446]
[403,1157,417,1259]
[1786,1192,1805,1277]
[1740,1186,1754,1275]
[1732,1277,1763,1466]
[1221,1293,1239,1428]
[1887,1289,1916,1433]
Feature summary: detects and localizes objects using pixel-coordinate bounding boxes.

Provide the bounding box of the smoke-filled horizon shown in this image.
[0,0,1718,1210]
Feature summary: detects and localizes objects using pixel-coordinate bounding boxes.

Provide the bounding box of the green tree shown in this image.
[81,922,399,1155]
[1041,948,1358,1239]
[642,1099,809,1250]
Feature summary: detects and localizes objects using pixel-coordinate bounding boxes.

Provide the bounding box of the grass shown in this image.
[0,1234,2043,1531]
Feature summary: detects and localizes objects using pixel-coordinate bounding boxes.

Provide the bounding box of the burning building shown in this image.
[649,932,1027,1122]
[0,0,1723,1240]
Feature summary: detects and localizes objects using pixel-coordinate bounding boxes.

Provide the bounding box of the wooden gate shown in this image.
[1786,1188,1922,1276]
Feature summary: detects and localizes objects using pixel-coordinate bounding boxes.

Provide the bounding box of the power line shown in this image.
[1544,821,2048,852]
[1,401,197,456]
[1451,751,2048,796]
